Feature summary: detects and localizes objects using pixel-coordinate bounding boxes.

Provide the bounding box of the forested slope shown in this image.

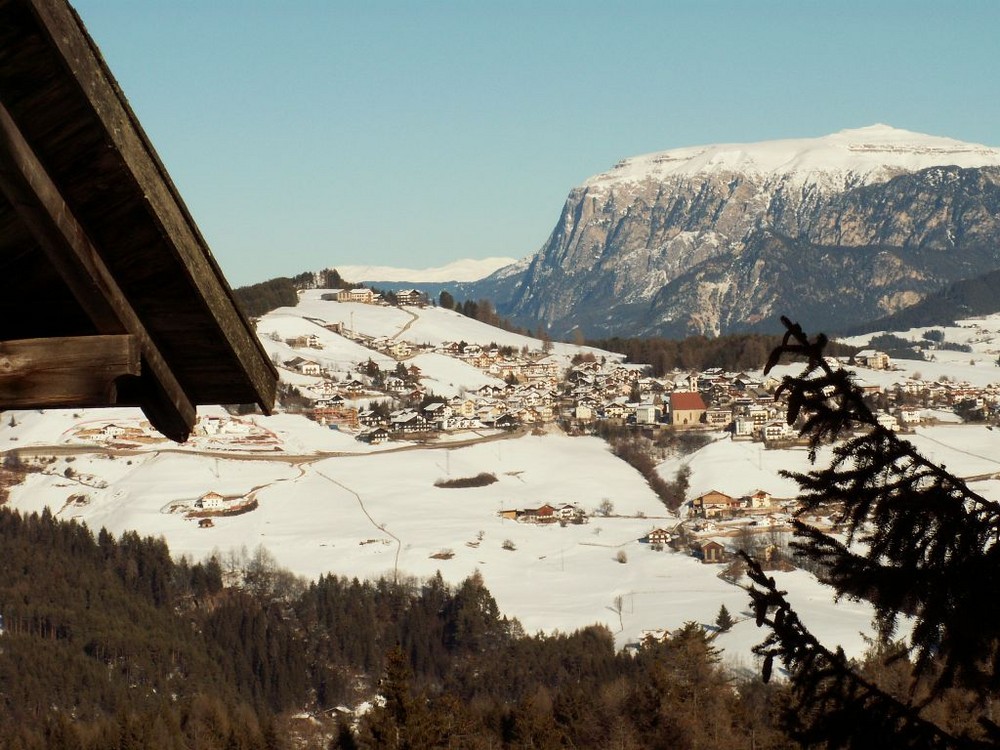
[0,506,793,749]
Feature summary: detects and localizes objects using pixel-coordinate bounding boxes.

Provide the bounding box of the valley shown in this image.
[6,291,1000,674]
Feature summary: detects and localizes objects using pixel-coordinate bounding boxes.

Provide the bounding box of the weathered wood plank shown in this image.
[24,0,277,413]
[0,335,139,407]
[0,99,195,441]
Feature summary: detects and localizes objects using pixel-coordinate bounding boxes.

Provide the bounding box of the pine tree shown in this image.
[744,317,1000,748]
[715,604,734,633]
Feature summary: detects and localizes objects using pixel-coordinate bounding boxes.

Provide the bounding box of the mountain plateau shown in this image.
[470,125,1000,338]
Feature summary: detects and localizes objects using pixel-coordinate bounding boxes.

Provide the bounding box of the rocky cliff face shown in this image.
[491,126,1000,337]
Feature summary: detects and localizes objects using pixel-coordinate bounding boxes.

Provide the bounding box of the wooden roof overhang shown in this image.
[0,0,278,441]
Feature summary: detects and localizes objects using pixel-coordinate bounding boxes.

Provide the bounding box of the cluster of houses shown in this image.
[320,287,426,307]
[499,502,587,524]
[687,488,781,517]
[76,414,279,449]
[273,303,1000,446]
[282,343,795,442]
[638,488,793,565]
[75,422,153,444]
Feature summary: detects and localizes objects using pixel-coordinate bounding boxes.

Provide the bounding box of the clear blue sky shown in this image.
[73,0,1000,287]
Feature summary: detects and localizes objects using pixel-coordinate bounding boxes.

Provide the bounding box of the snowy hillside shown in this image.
[10,298,1000,669]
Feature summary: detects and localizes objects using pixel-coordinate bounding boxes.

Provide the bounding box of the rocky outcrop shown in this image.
[486,126,1000,337]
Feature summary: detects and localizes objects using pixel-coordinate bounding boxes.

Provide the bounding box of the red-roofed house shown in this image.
[669,391,707,427]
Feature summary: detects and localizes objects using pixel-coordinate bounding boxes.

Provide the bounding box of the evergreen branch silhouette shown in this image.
[748,317,1000,742]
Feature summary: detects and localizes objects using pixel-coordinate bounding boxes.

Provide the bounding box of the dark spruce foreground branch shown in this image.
[743,316,1000,748]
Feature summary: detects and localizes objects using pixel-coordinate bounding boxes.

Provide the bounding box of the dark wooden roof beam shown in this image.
[0,334,139,408]
[0,101,196,441]
[28,0,276,414]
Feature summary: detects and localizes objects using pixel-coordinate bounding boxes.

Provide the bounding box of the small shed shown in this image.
[699,539,726,564]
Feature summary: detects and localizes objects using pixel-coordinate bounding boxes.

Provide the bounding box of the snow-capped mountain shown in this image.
[332,256,517,284]
[587,124,1000,190]
[488,125,1000,338]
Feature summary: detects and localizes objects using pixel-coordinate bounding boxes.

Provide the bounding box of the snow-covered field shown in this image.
[7,304,1000,670]
[3,417,890,672]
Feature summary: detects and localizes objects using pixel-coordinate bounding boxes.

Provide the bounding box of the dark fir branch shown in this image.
[746,317,1000,746]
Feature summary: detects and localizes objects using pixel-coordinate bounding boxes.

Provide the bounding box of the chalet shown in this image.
[385,376,409,394]
[527,358,563,381]
[762,420,794,443]
[313,406,359,429]
[339,288,376,304]
[317,393,346,407]
[734,375,763,391]
[391,411,432,434]
[446,416,483,430]
[486,413,519,430]
[855,350,891,370]
[647,528,672,546]
[530,404,554,422]
[198,518,214,528]
[574,401,596,422]
[704,407,733,428]
[358,408,387,428]
[450,397,478,419]
[396,289,424,306]
[875,412,900,431]
[555,503,584,521]
[0,1,277,440]
[521,504,557,524]
[669,392,707,427]
[733,417,756,438]
[747,489,774,509]
[515,407,538,424]
[602,401,629,421]
[283,357,321,376]
[358,426,390,444]
[493,360,524,382]
[690,490,741,518]
[422,402,452,420]
[195,492,228,510]
[391,341,412,358]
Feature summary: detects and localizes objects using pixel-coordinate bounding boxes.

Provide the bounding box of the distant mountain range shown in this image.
[333,257,516,284]
[323,126,1000,340]
[407,125,1000,339]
